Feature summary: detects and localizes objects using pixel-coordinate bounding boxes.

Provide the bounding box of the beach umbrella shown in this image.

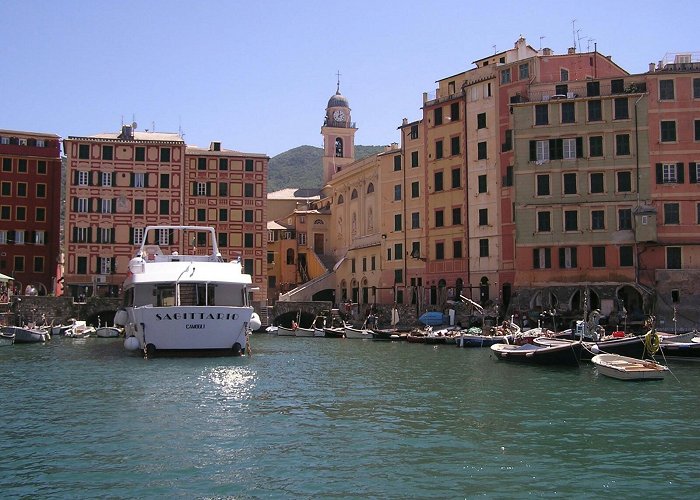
[0,273,12,282]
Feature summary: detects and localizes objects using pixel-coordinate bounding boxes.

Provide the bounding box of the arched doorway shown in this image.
[479,276,489,304]
[617,285,644,321]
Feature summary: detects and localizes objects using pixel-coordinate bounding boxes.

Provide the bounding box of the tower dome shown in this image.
[327,90,349,109]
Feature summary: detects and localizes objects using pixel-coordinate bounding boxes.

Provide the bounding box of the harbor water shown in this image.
[1,334,699,498]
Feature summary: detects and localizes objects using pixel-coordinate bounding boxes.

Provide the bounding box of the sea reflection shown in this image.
[207,365,256,400]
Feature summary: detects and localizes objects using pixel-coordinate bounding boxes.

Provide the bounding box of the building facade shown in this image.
[63,125,269,306]
[0,129,62,296]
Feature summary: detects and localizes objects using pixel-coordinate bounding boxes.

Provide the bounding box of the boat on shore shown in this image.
[591,354,669,380]
[323,326,345,338]
[117,225,260,357]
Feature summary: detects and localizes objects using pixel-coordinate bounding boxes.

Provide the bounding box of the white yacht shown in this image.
[116,226,261,357]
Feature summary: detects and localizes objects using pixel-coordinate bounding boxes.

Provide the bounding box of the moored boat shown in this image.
[344,325,372,339]
[117,225,260,357]
[323,326,345,338]
[276,325,297,336]
[591,354,669,380]
[95,326,122,338]
[490,341,583,366]
[0,330,15,346]
[293,326,316,337]
[1,325,50,343]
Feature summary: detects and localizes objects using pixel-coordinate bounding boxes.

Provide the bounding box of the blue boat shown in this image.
[418,311,447,326]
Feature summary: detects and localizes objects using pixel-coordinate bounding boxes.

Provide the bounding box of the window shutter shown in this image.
[529,141,536,161]
[558,248,565,268]
[72,197,78,212]
[576,137,583,158]
[72,227,78,243]
[96,257,100,274]
[87,172,93,186]
[96,229,102,243]
[87,227,92,243]
[571,248,577,267]
[111,258,116,273]
[677,162,684,183]
[111,228,115,244]
[112,172,116,186]
[690,162,698,184]
[656,163,663,184]
[129,228,134,245]
[112,199,117,212]
[130,173,134,187]
[73,171,79,185]
[533,249,539,269]
[191,182,196,196]
[545,248,551,268]
[144,173,149,187]
[206,183,212,196]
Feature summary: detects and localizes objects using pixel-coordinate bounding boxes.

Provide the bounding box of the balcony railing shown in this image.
[524,81,647,103]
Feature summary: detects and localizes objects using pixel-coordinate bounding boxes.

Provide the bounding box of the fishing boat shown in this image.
[1,325,50,343]
[323,326,345,338]
[276,325,296,336]
[64,320,96,338]
[660,337,700,361]
[293,326,316,337]
[591,354,669,380]
[95,326,122,338]
[344,325,372,339]
[534,334,647,360]
[490,341,583,366]
[116,225,260,357]
[0,330,14,346]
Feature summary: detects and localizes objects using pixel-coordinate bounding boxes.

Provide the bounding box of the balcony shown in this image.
[525,81,647,103]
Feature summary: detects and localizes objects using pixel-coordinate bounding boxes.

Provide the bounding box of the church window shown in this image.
[337,194,344,204]
[351,189,358,200]
[335,137,344,157]
[367,183,374,194]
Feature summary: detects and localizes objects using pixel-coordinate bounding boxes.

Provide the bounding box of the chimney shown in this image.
[119,125,133,140]
[568,47,576,55]
[210,141,221,151]
[648,62,656,72]
[542,47,553,56]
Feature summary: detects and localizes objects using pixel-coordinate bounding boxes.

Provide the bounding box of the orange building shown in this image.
[63,125,268,306]
[0,129,62,296]
[641,55,700,328]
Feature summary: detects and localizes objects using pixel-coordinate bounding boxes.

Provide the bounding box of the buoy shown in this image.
[124,336,140,351]
[232,342,242,356]
[249,312,262,331]
[114,309,128,326]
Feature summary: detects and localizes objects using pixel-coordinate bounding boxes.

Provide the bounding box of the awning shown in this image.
[0,273,12,282]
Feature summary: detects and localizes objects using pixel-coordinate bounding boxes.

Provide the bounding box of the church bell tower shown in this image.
[321,73,356,185]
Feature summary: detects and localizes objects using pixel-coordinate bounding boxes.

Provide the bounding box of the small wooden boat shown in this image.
[490,341,583,366]
[591,354,669,380]
[323,327,345,338]
[344,325,372,339]
[534,334,647,360]
[276,326,297,336]
[95,326,122,338]
[0,330,15,346]
[293,326,316,337]
[1,326,50,343]
[659,340,700,360]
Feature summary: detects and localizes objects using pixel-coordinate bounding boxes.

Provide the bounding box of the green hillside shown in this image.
[267,145,386,192]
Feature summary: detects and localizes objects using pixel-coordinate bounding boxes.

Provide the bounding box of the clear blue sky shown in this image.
[2,0,697,157]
